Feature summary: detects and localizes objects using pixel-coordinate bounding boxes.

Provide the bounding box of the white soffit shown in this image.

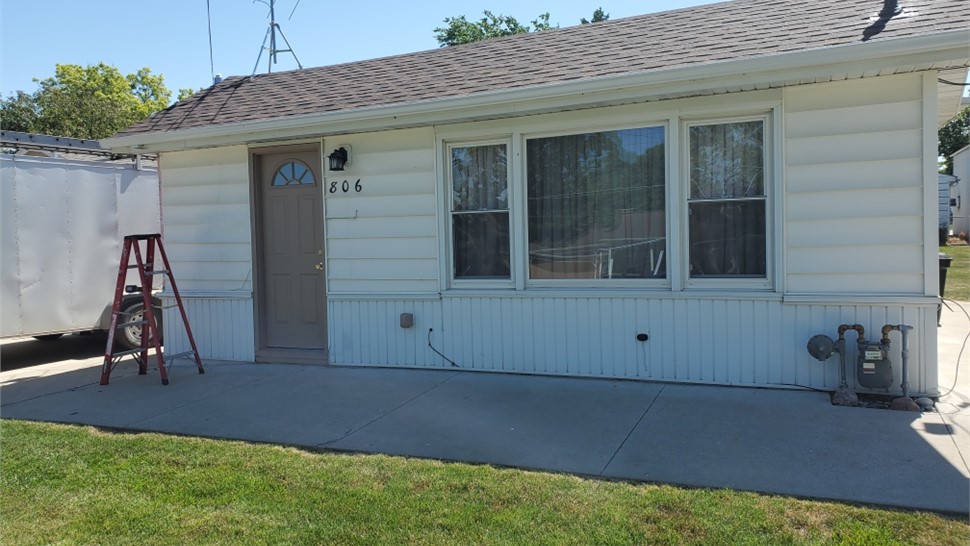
[938,67,970,127]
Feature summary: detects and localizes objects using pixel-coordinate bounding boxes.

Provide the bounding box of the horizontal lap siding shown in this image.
[159,146,253,292]
[784,74,925,294]
[158,147,254,361]
[329,296,937,394]
[324,128,438,293]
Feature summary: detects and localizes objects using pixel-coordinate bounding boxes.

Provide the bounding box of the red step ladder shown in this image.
[100,234,204,385]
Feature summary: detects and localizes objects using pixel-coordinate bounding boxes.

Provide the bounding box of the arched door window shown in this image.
[272,160,315,186]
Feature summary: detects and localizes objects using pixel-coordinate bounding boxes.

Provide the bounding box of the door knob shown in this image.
[315,263,323,270]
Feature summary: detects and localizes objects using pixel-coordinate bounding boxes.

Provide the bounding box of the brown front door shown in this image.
[254,148,327,361]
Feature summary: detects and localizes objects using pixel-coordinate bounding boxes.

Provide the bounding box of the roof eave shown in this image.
[101,29,970,154]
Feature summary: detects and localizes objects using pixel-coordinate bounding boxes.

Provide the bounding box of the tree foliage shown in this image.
[581,7,609,24]
[177,88,203,102]
[939,105,970,174]
[434,11,554,47]
[0,63,171,139]
[434,7,611,47]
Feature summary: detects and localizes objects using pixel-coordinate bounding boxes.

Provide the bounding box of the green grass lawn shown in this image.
[2,420,966,545]
[941,244,969,301]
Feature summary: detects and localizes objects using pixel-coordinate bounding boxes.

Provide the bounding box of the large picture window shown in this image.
[450,143,510,279]
[687,120,767,278]
[526,127,666,280]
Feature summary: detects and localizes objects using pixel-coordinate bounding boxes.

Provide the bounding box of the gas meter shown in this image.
[857,343,892,389]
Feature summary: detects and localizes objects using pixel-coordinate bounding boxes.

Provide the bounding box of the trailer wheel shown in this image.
[33,333,65,341]
[117,298,163,351]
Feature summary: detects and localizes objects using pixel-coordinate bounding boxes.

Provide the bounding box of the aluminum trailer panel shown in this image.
[1,154,160,338]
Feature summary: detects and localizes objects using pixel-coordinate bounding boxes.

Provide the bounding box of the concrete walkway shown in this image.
[2,303,969,515]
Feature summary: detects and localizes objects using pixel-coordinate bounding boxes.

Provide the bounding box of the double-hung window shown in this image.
[686,118,768,280]
[449,142,511,281]
[526,126,667,281]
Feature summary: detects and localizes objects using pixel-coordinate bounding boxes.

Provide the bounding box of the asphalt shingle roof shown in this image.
[119,0,969,137]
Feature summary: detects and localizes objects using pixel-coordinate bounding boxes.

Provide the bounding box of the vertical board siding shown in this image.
[161,295,255,362]
[329,296,938,394]
[784,74,925,294]
[324,128,439,294]
[159,146,253,292]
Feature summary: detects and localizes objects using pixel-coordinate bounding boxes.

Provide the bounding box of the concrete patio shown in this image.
[2,302,969,515]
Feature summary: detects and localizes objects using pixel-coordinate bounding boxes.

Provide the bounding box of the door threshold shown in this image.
[255,348,328,365]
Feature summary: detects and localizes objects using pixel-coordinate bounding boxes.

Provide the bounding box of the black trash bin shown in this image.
[938,252,952,325]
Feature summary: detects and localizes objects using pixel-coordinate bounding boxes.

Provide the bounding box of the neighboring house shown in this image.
[103,0,970,396]
[952,144,970,236]
[939,173,957,242]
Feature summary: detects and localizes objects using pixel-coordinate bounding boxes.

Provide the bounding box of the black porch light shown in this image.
[328,146,349,171]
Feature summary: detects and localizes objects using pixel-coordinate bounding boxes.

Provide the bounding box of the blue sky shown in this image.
[0,1,718,100]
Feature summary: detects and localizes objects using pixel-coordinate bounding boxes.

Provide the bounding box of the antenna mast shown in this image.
[251,0,303,75]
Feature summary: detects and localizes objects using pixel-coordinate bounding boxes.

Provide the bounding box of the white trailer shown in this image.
[1,132,162,349]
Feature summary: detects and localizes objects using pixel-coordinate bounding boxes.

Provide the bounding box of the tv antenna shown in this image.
[251,0,303,75]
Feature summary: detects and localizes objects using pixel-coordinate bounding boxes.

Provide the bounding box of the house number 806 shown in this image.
[329,179,362,193]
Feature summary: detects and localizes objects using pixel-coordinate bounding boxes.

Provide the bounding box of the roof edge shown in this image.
[103,29,970,153]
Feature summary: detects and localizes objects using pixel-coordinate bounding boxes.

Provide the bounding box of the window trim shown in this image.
[443,138,515,289]
[521,121,672,289]
[681,112,776,291]
[434,96,784,295]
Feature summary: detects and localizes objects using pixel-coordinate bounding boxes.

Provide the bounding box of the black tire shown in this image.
[32,333,65,341]
[116,298,163,351]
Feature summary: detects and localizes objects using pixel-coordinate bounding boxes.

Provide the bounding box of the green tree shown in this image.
[581,7,609,24]
[0,63,171,139]
[939,105,970,174]
[177,88,203,102]
[434,11,554,46]
[0,91,40,133]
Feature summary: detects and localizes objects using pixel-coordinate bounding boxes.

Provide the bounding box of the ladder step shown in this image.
[125,265,168,276]
[114,308,161,317]
[116,319,148,327]
[165,351,196,361]
[111,347,158,358]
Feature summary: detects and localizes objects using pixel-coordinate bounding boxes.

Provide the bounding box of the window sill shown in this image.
[441,287,783,301]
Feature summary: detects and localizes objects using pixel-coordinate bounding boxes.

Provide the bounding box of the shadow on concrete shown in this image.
[1,333,107,371]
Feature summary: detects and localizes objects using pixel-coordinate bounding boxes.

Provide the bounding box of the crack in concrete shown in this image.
[598,384,665,476]
[314,372,460,448]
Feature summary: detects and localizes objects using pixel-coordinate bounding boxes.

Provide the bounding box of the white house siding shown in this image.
[324,128,439,294]
[160,293,256,362]
[157,77,942,394]
[784,74,926,295]
[330,296,938,394]
[158,145,256,361]
[323,76,941,395]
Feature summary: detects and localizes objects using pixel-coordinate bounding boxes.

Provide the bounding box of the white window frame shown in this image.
[521,122,671,289]
[442,137,515,289]
[681,112,776,291]
[434,94,784,295]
